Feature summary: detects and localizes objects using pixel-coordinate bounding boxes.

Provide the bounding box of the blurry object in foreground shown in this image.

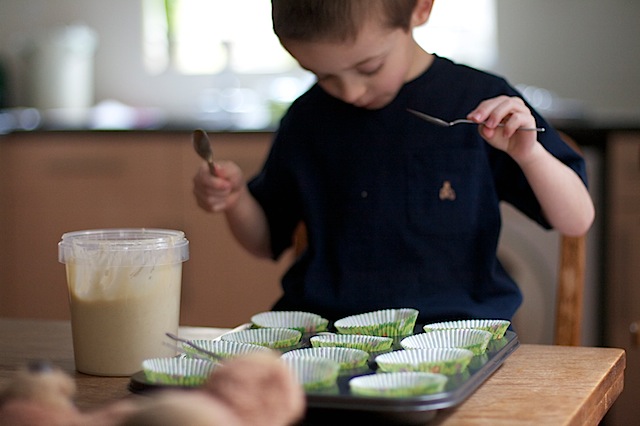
[517,84,589,121]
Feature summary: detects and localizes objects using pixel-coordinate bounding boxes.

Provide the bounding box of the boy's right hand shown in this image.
[193,161,246,213]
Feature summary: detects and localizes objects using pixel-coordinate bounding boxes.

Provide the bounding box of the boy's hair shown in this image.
[272,0,418,43]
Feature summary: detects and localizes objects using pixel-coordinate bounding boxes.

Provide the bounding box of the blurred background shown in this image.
[0,0,638,131]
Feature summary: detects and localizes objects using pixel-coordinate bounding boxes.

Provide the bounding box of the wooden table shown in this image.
[0,319,625,425]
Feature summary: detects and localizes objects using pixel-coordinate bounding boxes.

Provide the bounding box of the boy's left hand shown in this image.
[466,95,539,162]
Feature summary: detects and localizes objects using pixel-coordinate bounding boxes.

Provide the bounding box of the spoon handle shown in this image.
[206,159,216,176]
[165,332,223,361]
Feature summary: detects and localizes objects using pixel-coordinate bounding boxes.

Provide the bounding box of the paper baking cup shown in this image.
[375,348,474,375]
[423,319,511,340]
[333,309,419,337]
[281,347,369,371]
[182,339,272,361]
[400,329,492,355]
[142,357,216,386]
[349,372,448,397]
[251,311,329,334]
[220,328,302,349]
[310,333,393,353]
[281,357,340,391]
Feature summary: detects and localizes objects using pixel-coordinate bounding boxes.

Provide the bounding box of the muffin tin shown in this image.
[130,318,519,424]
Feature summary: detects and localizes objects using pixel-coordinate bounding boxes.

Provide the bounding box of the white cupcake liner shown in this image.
[375,348,474,375]
[251,311,329,334]
[333,309,419,337]
[281,357,340,391]
[400,329,492,355]
[220,327,302,349]
[142,357,217,386]
[281,347,369,370]
[310,333,393,352]
[182,339,272,360]
[349,372,448,397]
[423,319,511,340]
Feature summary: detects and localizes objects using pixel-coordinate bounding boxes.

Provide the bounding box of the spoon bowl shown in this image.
[192,129,217,176]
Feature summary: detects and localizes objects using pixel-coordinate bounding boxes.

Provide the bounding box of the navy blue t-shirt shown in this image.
[248,56,587,324]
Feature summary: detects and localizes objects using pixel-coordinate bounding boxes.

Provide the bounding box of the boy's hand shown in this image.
[466,96,539,163]
[193,161,246,213]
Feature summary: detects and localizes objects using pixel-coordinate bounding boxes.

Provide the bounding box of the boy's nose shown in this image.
[337,78,367,105]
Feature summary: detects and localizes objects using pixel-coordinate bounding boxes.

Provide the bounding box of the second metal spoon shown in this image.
[407,108,545,132]
[165,332,223,361]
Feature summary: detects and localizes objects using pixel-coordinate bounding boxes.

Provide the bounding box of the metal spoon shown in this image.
[192,129,217,176]
[165,332,223,361]
[407,108,545,132]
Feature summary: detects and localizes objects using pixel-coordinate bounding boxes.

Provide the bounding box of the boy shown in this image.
[193,0,594,325]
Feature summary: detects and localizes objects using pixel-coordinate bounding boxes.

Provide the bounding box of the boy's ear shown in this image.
[411,0,435,27]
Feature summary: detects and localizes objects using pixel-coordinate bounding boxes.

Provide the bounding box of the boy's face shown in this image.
[282,19,429,110]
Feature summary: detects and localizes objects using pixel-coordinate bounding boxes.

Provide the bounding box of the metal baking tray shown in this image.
[130,327,518,425]
[301,330,519,425]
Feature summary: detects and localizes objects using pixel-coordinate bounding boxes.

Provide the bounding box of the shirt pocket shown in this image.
[406,147,484,236]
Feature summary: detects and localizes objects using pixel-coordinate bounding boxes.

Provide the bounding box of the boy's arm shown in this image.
[193,162,273,259]
[468,96,595,236]
[224,185,273,259]
[513,142,594,237]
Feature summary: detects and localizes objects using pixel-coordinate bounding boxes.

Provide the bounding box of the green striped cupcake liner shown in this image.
[423,319,511,340]
[349,372,448,397]
[220,327,302,349]
[310,333,393,353]
[142,357,217,386]
[281,347,369,371]
[400,329,493,356]
[333,309,419,337]
[281,357,340,391]
[182,339,273,361]
[251,311,329,334]
[375,348,474,375]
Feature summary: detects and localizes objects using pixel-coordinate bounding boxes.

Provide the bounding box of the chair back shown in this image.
[554,133,587,346]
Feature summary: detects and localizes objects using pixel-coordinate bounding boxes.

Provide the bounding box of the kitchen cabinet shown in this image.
[602,131,640,425]
[0,131,291,327]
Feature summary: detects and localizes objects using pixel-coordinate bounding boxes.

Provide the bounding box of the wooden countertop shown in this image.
[0,319,625,425]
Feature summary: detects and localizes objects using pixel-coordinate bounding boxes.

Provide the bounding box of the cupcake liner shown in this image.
[400,329,493,355]
[281,347,369,371]
[182,339,272,361]
[281,357,340,391]
[251,311,329,334]
[310,333,393,353]
[375,348,474,375]
[142,357,216,386]
[349,372,448,397]
[333,309,419,337]
[220,328,302,349]
[423,319,511,340]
